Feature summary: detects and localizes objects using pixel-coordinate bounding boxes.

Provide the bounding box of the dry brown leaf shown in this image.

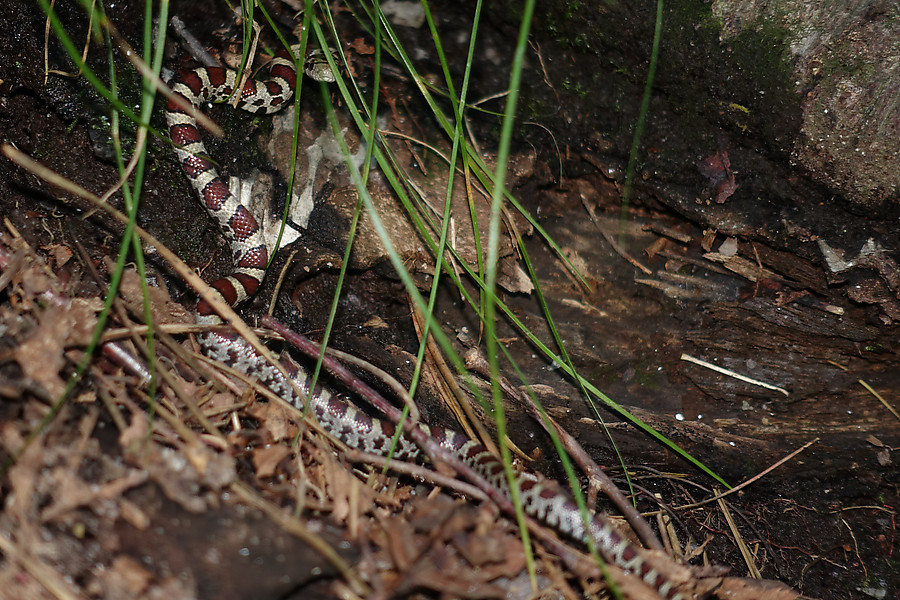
[47,242,73,268]
[453,531,509,567]
[117,265,192,325]
[17,264,55,302]
[119,497,151,531]
[41,466,147,523]
[699,149,738,204]
[3,421,43,530]
[252,443,293,478]
[704,576,800,599]
[498,256,534,294]
[186,444,236,490]
[95,555,153,600]
[247,400,297,443]
[643,235,670,259]
[327,462,356,523]
[14,310,73,398]
[137,445,209,513]
[200,390,241,416]
[322,454,376,523]
[118,409,151,451]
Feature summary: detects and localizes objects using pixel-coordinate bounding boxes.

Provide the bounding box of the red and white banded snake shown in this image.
[165,44,686,600]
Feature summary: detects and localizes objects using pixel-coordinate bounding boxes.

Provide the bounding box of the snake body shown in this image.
[166,45,684,600]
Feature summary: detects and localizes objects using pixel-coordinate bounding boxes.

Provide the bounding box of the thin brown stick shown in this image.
[105,21,222,136]
[344,449,488,502]
[170,16,220,67]
[406,296,533,462]
[675,437,819,511]
[0,534,83,600]
[44,0,94,83]
[230,20,262,110]
[320,345,421,424]
[463,347,664,551]
[408,296,490,447]
[858,379,900,422]
[581,198,653,275]
[717,492,762,579]
[681,353,789,397]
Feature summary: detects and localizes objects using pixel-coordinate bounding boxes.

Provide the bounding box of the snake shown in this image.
[165,44,685,600]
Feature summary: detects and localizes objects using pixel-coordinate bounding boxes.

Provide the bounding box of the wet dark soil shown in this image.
[1,1,898,600]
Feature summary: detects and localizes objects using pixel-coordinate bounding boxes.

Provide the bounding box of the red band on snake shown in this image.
[166,48,296,316]
[166,45,685,600]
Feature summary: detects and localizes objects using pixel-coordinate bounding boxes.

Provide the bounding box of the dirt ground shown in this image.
[1,1,899,600]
